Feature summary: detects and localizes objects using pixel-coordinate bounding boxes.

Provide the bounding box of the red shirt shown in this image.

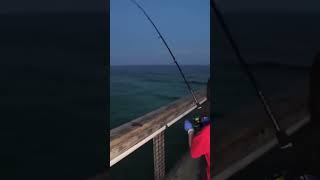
[190,124,210,180]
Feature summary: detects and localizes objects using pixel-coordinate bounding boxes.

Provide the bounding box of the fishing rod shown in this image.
[210,0,292,149]
[130,0,201,109]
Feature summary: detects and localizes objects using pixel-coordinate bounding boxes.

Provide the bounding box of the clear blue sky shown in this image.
[110,0,210,65]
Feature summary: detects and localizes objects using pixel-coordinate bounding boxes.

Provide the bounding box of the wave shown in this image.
[143,78,168,83]
[188,80,207,85]
[154,94,180,101]
[142,78,207,85]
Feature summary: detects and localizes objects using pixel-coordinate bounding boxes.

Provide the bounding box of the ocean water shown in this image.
[110,65,210,129]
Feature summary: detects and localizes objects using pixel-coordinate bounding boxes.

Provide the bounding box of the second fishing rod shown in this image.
[211,0,292,149]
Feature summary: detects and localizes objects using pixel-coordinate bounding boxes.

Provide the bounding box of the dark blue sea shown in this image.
[110,65,210,129]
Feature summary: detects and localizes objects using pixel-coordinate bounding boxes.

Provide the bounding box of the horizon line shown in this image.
[110,64,210,66]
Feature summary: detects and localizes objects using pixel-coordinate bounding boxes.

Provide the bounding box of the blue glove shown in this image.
[184,120,194,133]
[201,117,210,126]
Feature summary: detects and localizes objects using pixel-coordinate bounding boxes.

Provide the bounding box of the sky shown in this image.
[110,0,210,65]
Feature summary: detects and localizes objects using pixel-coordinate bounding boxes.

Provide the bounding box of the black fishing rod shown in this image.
[210,0,292,149]
[130,0,201,109]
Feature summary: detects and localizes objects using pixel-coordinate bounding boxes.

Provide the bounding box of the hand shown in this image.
[201,117,210,126]
[184,120,194,134]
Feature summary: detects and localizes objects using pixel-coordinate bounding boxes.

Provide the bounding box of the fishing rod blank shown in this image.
[130,0,201,108]
[210,0,292,149]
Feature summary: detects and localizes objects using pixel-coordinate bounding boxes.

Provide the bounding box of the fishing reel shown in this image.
[191,116,201,128]
[191,115,207,132]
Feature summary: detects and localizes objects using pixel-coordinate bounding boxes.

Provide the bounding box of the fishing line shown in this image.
[130,0,201,109]
[210,0,292,149]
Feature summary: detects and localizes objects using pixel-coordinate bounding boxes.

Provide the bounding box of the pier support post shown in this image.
[153,131,165,180]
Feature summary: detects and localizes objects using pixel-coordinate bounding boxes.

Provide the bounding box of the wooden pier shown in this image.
[110,88,207,179]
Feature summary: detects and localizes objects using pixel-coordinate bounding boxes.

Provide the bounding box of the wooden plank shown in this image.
[110,89,207,166]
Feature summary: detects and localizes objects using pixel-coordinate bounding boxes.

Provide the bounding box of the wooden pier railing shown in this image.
[110,88,207,179]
